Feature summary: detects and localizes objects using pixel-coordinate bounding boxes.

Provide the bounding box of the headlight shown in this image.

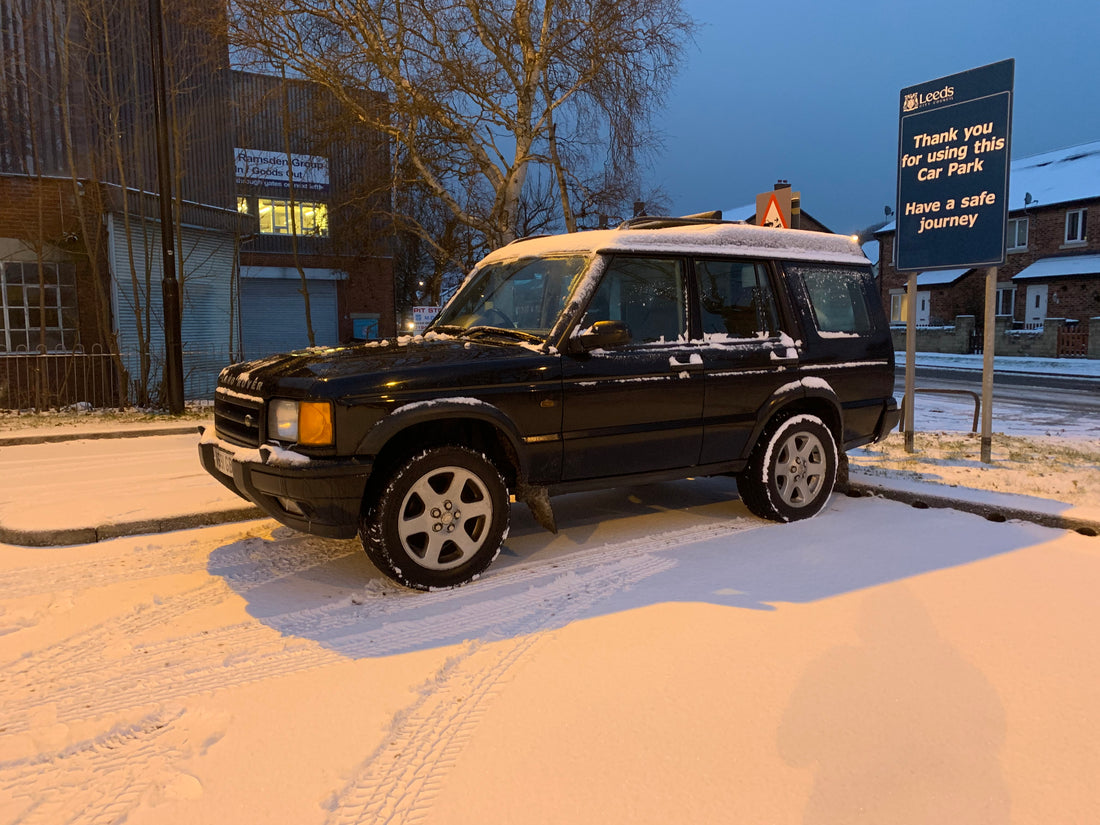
[267,399,333,446]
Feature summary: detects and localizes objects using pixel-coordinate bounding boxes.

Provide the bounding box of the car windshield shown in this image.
[432,255,590,340]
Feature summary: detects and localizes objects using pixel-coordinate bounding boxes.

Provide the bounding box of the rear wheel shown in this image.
[360,446,509,590]
[738,414,837,523]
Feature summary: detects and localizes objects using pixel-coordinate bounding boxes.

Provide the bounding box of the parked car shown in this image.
[199,215,898,589]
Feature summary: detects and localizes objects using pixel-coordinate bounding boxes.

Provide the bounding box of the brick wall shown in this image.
[0,175,115,352]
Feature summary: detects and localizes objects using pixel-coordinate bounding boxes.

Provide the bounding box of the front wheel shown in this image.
[737,414,838,523]
[360,446,510,590]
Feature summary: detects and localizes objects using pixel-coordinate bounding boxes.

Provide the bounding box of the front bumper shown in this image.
[198,427,373,539]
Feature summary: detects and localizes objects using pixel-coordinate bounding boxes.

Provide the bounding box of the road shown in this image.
[1,479,1098,824]
[896,366,1100,437]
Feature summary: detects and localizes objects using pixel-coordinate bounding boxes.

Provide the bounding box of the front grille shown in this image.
[214,387,263,447]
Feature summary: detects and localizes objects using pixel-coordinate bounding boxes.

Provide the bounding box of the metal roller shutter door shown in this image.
[240,277,338,359]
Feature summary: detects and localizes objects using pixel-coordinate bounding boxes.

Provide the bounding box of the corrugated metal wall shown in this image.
[107,214,239,400]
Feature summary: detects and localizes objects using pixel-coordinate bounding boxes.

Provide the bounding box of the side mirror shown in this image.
[574,319,631,350]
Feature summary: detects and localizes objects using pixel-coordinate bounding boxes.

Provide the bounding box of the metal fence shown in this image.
[0,344,239,411]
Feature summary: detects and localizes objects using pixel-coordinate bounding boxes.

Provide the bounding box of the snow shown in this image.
[478,222,868,269]
[1,380,1099,822]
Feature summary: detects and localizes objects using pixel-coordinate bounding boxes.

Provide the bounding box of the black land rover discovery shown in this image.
[199,215,898,589]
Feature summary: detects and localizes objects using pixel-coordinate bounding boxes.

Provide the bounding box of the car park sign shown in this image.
[895,60,1014,271]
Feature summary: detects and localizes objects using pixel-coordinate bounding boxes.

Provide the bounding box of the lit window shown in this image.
[0,261,79,352]
[1065,208,1087,244]
[1006,217,1027,251]
[237,196,250,214]
[890,290,907,323]
[256,198,328,236]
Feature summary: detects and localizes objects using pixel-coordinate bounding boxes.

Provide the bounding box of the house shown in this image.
[875,141,1100,351]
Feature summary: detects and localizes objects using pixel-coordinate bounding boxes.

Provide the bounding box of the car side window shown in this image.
[696,259,780,338]
[786,263,875,336]
[583,256,686,344]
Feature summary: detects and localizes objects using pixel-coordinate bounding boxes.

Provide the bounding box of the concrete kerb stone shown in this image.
[0,505,267,548]
[845,480,1100,538]
[0,424,202,447]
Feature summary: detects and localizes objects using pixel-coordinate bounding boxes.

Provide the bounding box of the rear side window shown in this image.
[786,263,876,336]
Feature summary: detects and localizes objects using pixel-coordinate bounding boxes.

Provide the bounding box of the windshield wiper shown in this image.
[459,326,545,344]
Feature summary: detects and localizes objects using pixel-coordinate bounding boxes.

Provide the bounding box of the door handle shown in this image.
[668,354,704,372]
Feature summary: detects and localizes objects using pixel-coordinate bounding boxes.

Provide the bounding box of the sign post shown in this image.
[895,59,1014,459]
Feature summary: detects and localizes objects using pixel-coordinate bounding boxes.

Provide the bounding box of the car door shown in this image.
[560,254,705,480]
[693,257,799,463]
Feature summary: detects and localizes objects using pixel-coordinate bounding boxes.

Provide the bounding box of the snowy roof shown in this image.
[481,222,869,268]
[917,268,969,286]
[1011,253,1100,281]
[720,203,757,222]
[875,139,1100,237]
[1008,140,1100,211]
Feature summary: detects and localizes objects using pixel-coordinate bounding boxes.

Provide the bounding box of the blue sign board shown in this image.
[895,60,1014,271]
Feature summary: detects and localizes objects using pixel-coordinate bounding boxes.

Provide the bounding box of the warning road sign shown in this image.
[755,190,791,229]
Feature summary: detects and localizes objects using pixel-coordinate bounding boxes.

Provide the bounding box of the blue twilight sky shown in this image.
[651,0,1100,235]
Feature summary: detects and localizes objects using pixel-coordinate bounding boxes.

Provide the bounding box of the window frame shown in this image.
[246,196,330,237]
[1006,216,1028,251]
[1,260,80,353]
[1065,208,1087,244]
[994,285,1015,317]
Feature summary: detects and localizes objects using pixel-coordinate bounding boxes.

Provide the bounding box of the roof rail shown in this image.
[616,210,741,231]
[504,233,552,246]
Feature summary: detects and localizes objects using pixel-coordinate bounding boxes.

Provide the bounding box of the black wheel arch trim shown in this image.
[743,379,843,460]
[355,397,531,480]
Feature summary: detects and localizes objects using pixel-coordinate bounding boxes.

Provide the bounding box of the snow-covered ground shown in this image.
[1,364,1098,823]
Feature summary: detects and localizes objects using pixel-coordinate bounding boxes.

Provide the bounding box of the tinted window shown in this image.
[696,259,780,338]
[786,263,875,336]
[582,256,686,344]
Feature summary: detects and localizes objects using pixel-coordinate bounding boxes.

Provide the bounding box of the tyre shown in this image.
[359,446,510,590]
[737,413,838,523]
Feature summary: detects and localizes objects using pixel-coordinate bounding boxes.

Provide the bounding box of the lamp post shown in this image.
[148,0,184,413]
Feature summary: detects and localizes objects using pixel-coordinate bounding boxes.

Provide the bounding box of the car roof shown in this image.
[479,221,870,268]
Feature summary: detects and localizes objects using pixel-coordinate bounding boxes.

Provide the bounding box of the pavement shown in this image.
[0,422,1097,548]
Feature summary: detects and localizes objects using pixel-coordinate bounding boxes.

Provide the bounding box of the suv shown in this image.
[200,215,898,590]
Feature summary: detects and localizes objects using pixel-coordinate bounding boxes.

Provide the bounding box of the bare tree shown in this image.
[227,0,695,257]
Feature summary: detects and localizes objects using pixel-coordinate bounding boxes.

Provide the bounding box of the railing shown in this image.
[1,344,240,411]
[899,387,982,433]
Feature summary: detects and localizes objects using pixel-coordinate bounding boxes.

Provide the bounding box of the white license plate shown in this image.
[214,447,234,477]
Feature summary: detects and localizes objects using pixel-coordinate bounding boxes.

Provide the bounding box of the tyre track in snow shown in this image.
[0,526,357,600]
[3,519,757,748]
[321,520,759,825]
[0,708,187,825]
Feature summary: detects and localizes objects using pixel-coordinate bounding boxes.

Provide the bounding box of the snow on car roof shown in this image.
[479,222,869,267]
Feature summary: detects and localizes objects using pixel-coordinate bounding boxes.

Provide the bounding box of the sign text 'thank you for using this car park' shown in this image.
[895,59,1014,271]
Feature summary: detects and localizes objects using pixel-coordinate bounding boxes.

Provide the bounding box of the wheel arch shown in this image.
[357,399,525,497]
[745,379,843,459]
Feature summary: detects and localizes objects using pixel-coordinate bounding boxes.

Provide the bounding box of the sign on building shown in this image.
[411,306,442,334]
[234,148,330,193]
[895,59,1014,271]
